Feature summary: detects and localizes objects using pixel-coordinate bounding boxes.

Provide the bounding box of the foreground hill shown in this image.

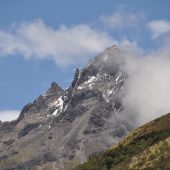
[74,113,170,170]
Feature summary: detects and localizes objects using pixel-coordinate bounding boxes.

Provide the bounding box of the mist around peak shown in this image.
[115,40,170,125]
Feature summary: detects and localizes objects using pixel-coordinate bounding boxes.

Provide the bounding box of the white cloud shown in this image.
[147,20,170,39]
[119,39,170,125]
[100,10,144,30]
[0,19,114,67]
[0,110,20,122]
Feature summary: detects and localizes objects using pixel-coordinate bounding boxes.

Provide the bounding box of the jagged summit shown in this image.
[0,46,134,170]
[15,82,64,128]
[48,82,63,94]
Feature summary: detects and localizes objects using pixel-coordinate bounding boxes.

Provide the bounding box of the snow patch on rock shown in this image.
[77,76,97,90]
[77,86,83,90]
[52,97,64,116]
[86,76,96,84]
[115,72,124,85]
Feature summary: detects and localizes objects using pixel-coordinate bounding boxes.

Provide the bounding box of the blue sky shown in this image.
[0,0,170,121]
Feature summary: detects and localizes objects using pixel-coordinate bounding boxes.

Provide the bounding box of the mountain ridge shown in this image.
[0,46,136,170]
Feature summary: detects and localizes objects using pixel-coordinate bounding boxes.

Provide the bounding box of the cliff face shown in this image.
[74,113,170,170]
[0,46,135,170]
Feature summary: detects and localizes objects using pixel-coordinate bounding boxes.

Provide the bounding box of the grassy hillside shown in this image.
[74,113,170,170]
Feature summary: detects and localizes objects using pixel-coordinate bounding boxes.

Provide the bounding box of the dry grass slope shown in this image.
[73,113,170,170]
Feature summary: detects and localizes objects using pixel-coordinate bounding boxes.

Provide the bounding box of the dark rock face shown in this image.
[16,103,32,123]
[0,46,135,170]
[18,123,40,138]
[72,68,80,88]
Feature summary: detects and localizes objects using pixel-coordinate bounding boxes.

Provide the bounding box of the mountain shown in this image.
[74,113,170,170]
[0,46,135,170]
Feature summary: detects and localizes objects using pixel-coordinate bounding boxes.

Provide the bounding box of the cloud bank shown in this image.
[0,9,146,68]
[120,38,170,125]
[0,19,113,67]
[0,110,20,122]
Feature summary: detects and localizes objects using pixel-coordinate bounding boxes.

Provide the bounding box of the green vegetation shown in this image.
[74,113,170,170]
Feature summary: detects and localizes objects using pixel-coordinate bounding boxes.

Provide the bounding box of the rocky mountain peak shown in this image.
[0,46,134,170]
